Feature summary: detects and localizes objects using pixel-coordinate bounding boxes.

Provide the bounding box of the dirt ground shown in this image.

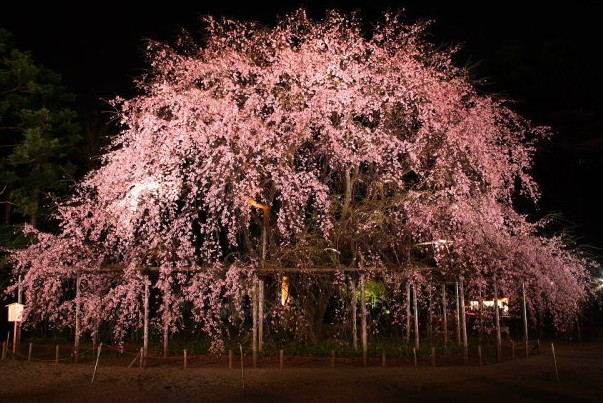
[0,341,601,402]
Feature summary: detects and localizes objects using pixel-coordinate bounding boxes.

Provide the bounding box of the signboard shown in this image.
[6,303,24,322]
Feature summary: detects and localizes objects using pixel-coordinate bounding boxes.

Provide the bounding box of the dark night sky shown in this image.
[1,1,602,253]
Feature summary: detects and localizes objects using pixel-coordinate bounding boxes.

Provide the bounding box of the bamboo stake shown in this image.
[143,279,149,367]
[405,283,411,345]
[139,347,143,369]
[360,274,368,367]
[494,275,502,362]
[279,349,284,369]
[459,278,468,364]
[74,274,81,363]
[28,342,32,362]
[258,279,264,353]
[442,283,448,346]
[551,342,559,381]
[455,282,461,346]
[522,282,529,358]
[183,349,187,369]
[351,278,358,351]
[239,344,245,389]
[55,345,59,365]
[91,343,102,383]
[478,345,482,366]
[413,283,420,350]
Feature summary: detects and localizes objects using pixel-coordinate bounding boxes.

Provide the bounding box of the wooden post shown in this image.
[413,347,420,391]
[382,349,386,367]
[163,297,169,359]
[74,274,81,363]
[143,279,149,367]
[331,350,335,368]
[12,322,18,355]
[55,344,59,365]
[139,347,143,369]
[459,278,468,364]
[279,349,284,369]
[1,341,5,360]
[360,274,368,367]
[442,283,448,346]
[183,349,187,369]
[431,346,436,367]
[413,283,420,351]
[478,283,483,345]
[258,279,264,353]
[522,282,529,358]
[551,342,559,381]
[478,345,482,366]
[455,281,461,346]
[91,343,102,383]
[493,275,502,362]
[239,344,245,389]
[28,342,32,362]
[428,286,433,340]
[351,278,358,351]
[405,283,411,345]
[252,281,258,368]
[229,349,233,369]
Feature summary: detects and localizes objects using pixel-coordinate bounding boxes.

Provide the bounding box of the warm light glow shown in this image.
[281,275,289,306]
[248,197,269,211]
[469,297,509,315]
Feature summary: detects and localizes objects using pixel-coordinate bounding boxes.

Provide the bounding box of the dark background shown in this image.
[1,0,602,254]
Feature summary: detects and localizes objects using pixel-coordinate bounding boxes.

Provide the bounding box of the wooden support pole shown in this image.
[252,282,258,367]
[351,278,358,351]
[455,282,461,346]
[183,349,187,369]
[405,283,411,345]
[28,342,32,362]
[360,274,368,367]
[74,274,81,363]
[258,279,264,353]
[163,296,169,359]
[522,282,529,358]
[413,283,420,351]
[229,349,233,369]
[239,344,245,389]
[143,279,150,366]
[139,347,143,369]
[478,345,482,366]
[91,343,102,383]
[428,286,433,340]
[279,349,284,369]
[459,278,468,364]
[551,342,559,381]
[494,275,502,362]
[55,344,59,365]
[2,341,6,360]
[442,283,448,346]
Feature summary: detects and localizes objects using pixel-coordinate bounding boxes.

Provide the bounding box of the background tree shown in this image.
[0,28,81,230]
[9,10,596,349]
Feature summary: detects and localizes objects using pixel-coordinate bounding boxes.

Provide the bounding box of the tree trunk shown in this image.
[413,283,420,350]
[405,282,411,344]
[455,281,461,346]
[494,275,502,361]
